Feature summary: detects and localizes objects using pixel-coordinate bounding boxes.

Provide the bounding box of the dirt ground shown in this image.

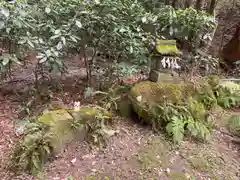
[0,93,239,180]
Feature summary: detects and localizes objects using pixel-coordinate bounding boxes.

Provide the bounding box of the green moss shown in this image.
[188,152,225,180]
[134,138,171,171]
[129,81,213,142]
[189,157,212,173]
[130,81,189,105]
[85,175,97,180]
[39,109,72,125]
[167,172,188,180]
[38,106,112,152]
[156,39,181,55]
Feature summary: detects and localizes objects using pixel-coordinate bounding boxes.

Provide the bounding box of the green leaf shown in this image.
[54,29,61,35]
[94,0,100,5]
[75,20,82,29]
[6,28,11,34]
[141,16,147,23]
[61,37,66,45]
[11,57,22,65]
[50,34,61,40]
[45,7,51,14]
[69,36,78,43]
[1,8,10,17]
[2,58,9,66]
[45,50,51,57]
[0,21,5,29]
[36,53,45,59]
[43,145,51,154]
[187,121,198,136]
[57,41,63,50]
[27,40,34,48]
[18,39,27,45]
[171,116,185,143]
[31,153,40,170]
[166,122,173,134]
[39,57,47,64]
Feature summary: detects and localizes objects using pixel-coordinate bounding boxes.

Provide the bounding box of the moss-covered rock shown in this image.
[11,105,112,175]
[129,81,194,121]
[129,80,214,143]
[38,106,111,153]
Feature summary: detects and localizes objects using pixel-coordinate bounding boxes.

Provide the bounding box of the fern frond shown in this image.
[166,116,186,144]
[187,120,210,140]
[228,115,240,137]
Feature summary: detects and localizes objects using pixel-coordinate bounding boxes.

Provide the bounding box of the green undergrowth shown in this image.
[129,76,240,144]
[137,138,171,170]
[10,105,114,175]
[228,115,240,137]
[186,148,238,180]
[128,137,172,179]
[167,172,189,180]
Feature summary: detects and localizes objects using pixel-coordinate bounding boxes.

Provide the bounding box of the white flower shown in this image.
[166,168,170,174]
[74,101,80,111]
[136,96,142,102]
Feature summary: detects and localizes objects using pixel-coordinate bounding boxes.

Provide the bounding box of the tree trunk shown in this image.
[222,22,240,69]
[184,0,192,8]
[208,0,216,14]
[172,0,178,8]
[195,0,204,10]
[165,0,170,5]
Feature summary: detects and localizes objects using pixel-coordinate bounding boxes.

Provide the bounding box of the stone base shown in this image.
[149,70,180,84]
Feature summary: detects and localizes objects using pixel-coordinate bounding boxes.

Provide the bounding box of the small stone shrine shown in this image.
[149,39,182,83]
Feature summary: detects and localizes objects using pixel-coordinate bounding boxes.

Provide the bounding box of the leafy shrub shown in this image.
[151,99,211,144]
[0,1,217,87]
[144,6,217,51]
[208,78,240,108]
[10,122,53,175]
[0,0,152,84]
[228,115,240,137]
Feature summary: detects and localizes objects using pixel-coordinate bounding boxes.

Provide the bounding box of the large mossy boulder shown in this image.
[129,78,240,143]
[12,105,112,175]
[38,106,111,153]
[129,80,214,143]
[129,81,194,121]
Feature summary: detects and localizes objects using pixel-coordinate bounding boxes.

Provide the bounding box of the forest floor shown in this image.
[0,56,239,180]
[0,94,239,180]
